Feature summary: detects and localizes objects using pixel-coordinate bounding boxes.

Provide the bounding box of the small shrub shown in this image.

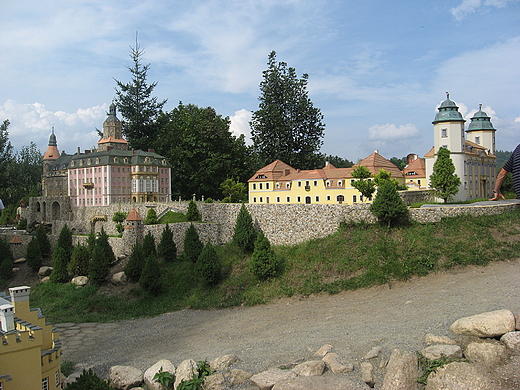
[61,360,76,377]
[16,217,27,230]
[196,242,221,285]
[250,230,282,280]
[96,227,116,265]
[370,181,410,228]
[158,224,177,262]
[64,369,114,390]
[186,200,201,222]
[89,244,109,285]
[124,240,145,282]
[68,245,91,277]
[233,204,257,252]
[112,211,127,224]
[204,198,214,203]
[140,254,162,296]
[26,237,43,272]
[50,247,69,283]
[183,223,203,263]
[145,208,158,225]
[115,223,124,235]
[153,367,174,389]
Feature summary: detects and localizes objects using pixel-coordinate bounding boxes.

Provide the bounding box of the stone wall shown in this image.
[399,189,434,205]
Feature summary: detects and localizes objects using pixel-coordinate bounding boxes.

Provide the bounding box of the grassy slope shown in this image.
[31,208,520,323]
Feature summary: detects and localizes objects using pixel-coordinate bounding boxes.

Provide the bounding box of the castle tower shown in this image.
[97,103,128,151]
[426,93,467,201]
[466,104,496,155]
[42,129,60,196]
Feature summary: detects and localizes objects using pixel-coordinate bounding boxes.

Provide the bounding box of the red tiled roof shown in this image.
[351,152,403,178]
[126,209,142,221]
[403,157,426,177]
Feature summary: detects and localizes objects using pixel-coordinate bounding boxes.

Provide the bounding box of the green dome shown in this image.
[467,105,496,132]
[433,93,465,124]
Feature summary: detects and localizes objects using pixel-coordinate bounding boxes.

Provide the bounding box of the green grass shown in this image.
[159,211,189,224]
[29,208,520,323]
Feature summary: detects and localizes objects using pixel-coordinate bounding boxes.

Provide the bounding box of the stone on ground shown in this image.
[322,352,354,373]
[381,349,418,390]
[250,368,296,390]
[425,362,492,390]
[109,365,143,390]
[420,344,462,360]
[291,360,325,376]
[464,340,507,365]
[174,359,197,390]
[272,375,371,390]
[210,354,240,371]
[143,359,175,390]
[449,310,515,337]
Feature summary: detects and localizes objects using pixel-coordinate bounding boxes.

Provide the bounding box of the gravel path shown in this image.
[59,259,520,379]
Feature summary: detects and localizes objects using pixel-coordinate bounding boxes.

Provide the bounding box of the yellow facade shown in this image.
[0,286,61,390]
[248,152,405,205]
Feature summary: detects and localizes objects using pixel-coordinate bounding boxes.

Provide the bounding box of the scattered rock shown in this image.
[63,372,82,387]
[204,372,226,390]
[111,271,127,286]
[363,346,382,360]
[425,362,492,390]
[14,257,26,264]
[210,354,240,372]
[143,359,175,390]
[421,344,462,360]
[424,333,457,345]
[449,309,516,338]
[250,368,296,390]
[360,362,374,388]
[500,331,520,354]
[109,365,143,390]
[226,369,252,386]
[381,349,418,390]
[71,276,89,286]
[272,375,371,390]
[174,359,197,390]
[41,276,50,283]
[314,344,333,358]
[38,266,52,277]
[291,360,325,377]
[464,340,507,365]
[322,352,354,373]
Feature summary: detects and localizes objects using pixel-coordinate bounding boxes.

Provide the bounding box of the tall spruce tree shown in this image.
[89,243,109,285]
[139,254,162,296]
[50,246,69,283]
[158,224,177,262]
[183,223,203,263]
[26,237,43,272]
[233,204,257,252]
[114,38,167,150]
[124,239,145,282]
[429,147,461,203]
[56,224,73,264]
[142,231,156,256]
[186,200,201,222]
[250,51,325,169]
[250,230,282,280]
[196,242,221,285]
[68,245,91,277]
[35,224,51,256]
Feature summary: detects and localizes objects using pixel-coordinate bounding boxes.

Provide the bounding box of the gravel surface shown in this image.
[65,259,520,380]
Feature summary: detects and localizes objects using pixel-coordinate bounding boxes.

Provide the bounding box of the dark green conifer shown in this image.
[158,224,177,262]
[370,181,410,228]
[35,224,51,255]
[124,239,145,282]
[26,236,43,272]
[196,242,221,285]
[142,231,156,257]
[186,200,201,222]
[0,237,14,280]
[232,204,257,252]
[64,369,113,390]
[89,243,109,285]
[183,223,203,262]
[68,245,91,277]
[139,254,162,296]
[50,246,69,283]
[96,227,116,265]
[250,230,282,280]
[56,224,73,264]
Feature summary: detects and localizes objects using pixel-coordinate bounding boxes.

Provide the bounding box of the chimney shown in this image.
[374,150,379,154]
[9,286,31,318]
[77,147,81,154]
[0,302,15,332]
[84,150,91,154]
[148,149,155,153]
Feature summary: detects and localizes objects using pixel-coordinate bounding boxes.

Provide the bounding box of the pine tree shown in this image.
[86,230,97,255]
[139,254,162,296]
[233,204,257,252]
[50,246,69,283]
[26,236,43,272]
[251,51,325,169]
[114,38,167,150]
[429,147,461,203]
[124,239,145,282]
[56,223,73,264]
[183,223,203,263]
[96,227,116,265]
[250,230,282,280]
[142,231,156,257]
[186,200,201,222]
[158,224,177,262]
[68,245,91,277]
[0,237,14,280]
[89,243,109,285]
[145,208,158,225]
[196,242,221,285]
[370,181,410,228]
[35,224,51,255]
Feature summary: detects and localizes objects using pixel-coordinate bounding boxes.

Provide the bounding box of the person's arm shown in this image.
[489,168,508,200]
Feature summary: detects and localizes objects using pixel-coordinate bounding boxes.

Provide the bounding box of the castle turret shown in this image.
[97,103,128,151]
[466,104,496,155]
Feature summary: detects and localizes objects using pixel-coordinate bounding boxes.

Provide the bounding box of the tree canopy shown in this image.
[429,147,461,203]
[114,39,167,150]
[250,51,325,170]
[351,165,376,201]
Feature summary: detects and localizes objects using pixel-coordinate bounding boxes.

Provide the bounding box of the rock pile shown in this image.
[64,309,520,390]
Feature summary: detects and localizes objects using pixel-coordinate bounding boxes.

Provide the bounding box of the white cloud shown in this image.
[450,0,517,20]
[515,117,520,122]
[464,105,497,121]
[368,123,420,141]
[229,109,252,144]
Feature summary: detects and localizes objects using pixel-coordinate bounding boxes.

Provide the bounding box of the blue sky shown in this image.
[1,0,519,163]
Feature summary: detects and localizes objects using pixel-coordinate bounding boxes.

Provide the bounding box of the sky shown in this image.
[1,0,519,164]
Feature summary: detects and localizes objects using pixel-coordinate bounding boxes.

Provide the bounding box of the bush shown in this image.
[35,224,51,255]
[124,240,145,282]
[142,231,156,256]
[56,224,73,265]
[50,246,69,283]
[112,211,127,224]
[26,237,43,272]
[65,369,114,390]
[68,245,91,277]
[186,200,201,222]
[140,254,162,296]
[89,244,109,285]
[233,204,257,252]
[183,223,203,263]
[158,224,177,262]
[370,181,410,227]
[0,237,14,280]
[196,242,221,285]
[145,208,158,225]
[96,227,116,265]
[16,217,27,230]
[250,230,282,280]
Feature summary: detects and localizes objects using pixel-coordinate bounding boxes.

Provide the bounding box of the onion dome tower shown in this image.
[432,92,466,155]
[466,104,496,155]
[97,103,128,151]
[43,127,60,174]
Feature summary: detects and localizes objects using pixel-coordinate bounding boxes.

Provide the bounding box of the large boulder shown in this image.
[500,331,520,354]
[420,344,462,360]
[449,310,516,337]
[143,360,175,390]
[174,359,197,390]
[209,354,239,372]
[464,340,507,365]
[109,365,143,390]
[381,349,419,390]
[425,362,492,390]
[291,360,325,377]
[250,368,296,390]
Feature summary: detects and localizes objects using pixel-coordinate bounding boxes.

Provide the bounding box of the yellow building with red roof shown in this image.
[248,151,404,205]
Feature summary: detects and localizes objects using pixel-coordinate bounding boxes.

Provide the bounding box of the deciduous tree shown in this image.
[429,147,461,203]
[251,51,325,170]
[351,165,376,201]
